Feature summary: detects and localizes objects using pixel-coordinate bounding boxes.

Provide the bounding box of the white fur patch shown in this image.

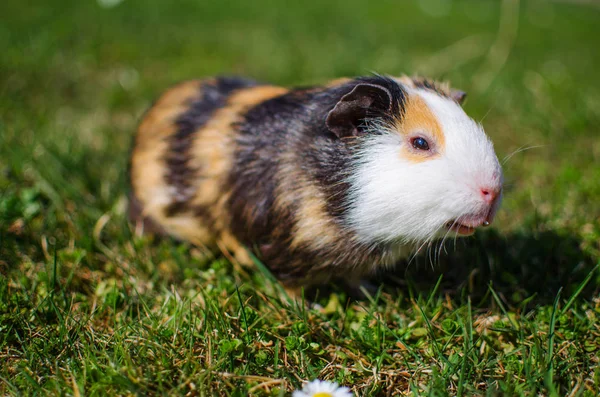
[346,87,503,251]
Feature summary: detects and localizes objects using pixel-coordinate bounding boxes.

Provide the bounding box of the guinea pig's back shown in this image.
[129,77,288,248]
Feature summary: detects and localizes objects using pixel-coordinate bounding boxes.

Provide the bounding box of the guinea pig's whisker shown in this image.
[422,232,441,270]
[409,235,435,267]
[478,105,495,124]
[436,220,458,265]
[501,145,545,165]
[412,238,429,258]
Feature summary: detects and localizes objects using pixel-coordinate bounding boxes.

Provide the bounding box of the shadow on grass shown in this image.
[372,228,599,308]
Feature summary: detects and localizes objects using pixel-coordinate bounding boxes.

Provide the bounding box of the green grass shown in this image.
[1,0,600,395]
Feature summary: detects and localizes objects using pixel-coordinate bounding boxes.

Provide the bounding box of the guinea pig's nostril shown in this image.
[480,187,500,204]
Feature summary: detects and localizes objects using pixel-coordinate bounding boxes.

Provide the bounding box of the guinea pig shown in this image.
[128,75,503,291]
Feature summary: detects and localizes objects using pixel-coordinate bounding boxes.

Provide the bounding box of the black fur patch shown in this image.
[163,77,258,217]
[410,77,451,98]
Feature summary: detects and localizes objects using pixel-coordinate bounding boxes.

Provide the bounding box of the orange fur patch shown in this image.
[230,85,289,107]
[395,94,445,163]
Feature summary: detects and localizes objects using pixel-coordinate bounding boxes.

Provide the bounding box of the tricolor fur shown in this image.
[129,75,503,288]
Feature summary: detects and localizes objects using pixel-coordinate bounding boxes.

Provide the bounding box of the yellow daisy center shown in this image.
[313,393,334,397]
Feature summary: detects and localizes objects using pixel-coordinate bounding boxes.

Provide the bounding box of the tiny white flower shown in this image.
[292,379,353,397]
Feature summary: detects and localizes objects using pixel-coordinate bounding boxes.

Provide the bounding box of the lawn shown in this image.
[1,0,600,395]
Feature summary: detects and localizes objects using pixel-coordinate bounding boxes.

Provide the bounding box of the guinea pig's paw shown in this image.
[282,286,315,307]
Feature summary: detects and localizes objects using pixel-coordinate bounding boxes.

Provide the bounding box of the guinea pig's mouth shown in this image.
[445,218,490,236]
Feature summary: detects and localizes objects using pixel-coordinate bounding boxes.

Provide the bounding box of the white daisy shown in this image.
[292,379,354,397]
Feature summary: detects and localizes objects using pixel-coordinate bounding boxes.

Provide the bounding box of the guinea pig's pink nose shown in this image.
[480,187,501,205]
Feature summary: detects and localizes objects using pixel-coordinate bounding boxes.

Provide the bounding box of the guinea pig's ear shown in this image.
[451,89,467,105]
[326,83,392,138]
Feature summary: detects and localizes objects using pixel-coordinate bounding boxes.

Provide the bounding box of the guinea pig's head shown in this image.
[326,76,503,246]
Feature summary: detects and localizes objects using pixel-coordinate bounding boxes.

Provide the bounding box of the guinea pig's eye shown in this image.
[411,137,430,151]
